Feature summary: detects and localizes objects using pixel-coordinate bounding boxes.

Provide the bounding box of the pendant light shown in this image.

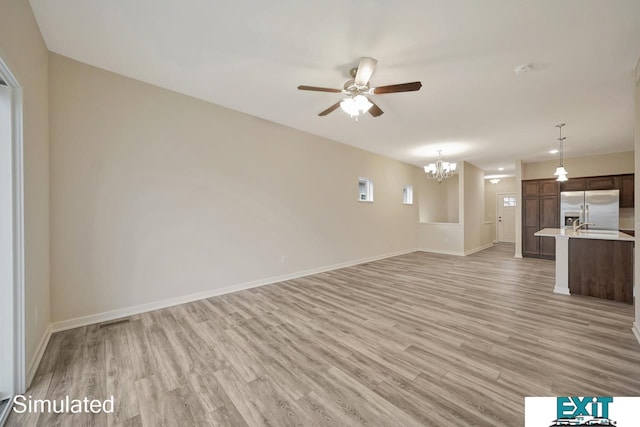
[553,123,568,182]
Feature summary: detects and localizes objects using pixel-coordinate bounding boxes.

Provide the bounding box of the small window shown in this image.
[403,185,413,205]
[358,178,374,202]
[503,196,516,207]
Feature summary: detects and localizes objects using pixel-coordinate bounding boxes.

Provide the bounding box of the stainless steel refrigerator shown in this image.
[560,190,619,230]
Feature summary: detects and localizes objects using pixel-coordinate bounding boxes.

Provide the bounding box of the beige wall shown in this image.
[417,223,463,254]
[49,53,421,323]
[416,174,459,223]
[463,162,492,252]
[417,162,491,255]
[484,178,516,241]
[445,175,460,223]
[0,0,50,377]
[523,151,634,180]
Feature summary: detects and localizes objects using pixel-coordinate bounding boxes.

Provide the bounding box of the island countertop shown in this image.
[534,228,634,241]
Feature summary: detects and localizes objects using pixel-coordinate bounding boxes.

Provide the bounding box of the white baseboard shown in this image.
[633,322,640,346]
[463,243,494,256]
[51,248,417,333]
[26,324,51,387]
[514,254,523,259]
[419,242,494,257]
[418,248,465,256]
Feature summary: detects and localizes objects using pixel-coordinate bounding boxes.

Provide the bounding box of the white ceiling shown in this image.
[30,0,640,175]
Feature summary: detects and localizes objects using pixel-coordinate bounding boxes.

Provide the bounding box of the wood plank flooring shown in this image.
[8,244,640,426]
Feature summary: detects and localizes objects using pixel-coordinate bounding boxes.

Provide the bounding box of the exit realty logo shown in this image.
[525,397,640,426]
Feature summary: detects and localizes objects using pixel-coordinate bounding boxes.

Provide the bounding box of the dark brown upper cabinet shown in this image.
[586,176,617,190]
[560,178,586,191]
[619,174,634,208]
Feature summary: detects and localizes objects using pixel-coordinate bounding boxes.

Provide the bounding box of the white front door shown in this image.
[497,193,516,243]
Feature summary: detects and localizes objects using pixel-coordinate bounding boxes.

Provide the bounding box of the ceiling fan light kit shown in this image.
[340,95,373,117]
[298,57,422,119]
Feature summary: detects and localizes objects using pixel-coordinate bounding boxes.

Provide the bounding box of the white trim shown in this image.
[51,248,417,333]
[514,254,523,259]
[26,325,51,387]
[463,243,494,256]
[418,243,493,257]
[633,322,640,346]
[418,248,465,256]
[0,56,26,397]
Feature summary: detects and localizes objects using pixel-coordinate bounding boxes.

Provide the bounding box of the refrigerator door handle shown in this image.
[585,204,589,223]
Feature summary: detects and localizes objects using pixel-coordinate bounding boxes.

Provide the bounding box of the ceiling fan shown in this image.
[298,57,422,118]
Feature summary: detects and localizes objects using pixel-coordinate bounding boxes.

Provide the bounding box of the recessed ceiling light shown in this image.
[549,149,559,154]
[498,167,504,171]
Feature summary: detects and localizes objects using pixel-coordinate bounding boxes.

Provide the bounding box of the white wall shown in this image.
[484,178,516,241]
[49,53,422,324]
[0,0,50,381]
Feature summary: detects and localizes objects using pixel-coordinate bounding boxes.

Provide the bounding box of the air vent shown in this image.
[99,318,131,328]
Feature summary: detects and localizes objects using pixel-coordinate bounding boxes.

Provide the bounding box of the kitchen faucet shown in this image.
[573,218,595,231]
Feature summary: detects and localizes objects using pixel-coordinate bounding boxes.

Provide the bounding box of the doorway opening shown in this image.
[0,57,26,424]
[496,192,516,243]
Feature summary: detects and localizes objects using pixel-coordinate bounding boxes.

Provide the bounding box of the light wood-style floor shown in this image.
[8,244,640,426]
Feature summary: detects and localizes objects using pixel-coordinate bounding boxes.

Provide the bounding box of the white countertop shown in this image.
[534,228,634,241]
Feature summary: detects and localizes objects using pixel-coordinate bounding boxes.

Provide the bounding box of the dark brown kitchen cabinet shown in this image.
[523,197,540,257]
[523,181,540,196]
[540,180,559,196]
[539,195,559,258]
[586,176,617,190]
[559,174,634,206]
[560,178,586,191]
[569,238,633,304]
[619,174,634,208]
[522,179,558,260]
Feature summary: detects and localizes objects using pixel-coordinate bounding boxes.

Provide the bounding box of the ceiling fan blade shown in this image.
[367,98,384,117]
[298,85,342,93]
[372,81,422,94]
[354,57,378,86]
[318,102,341,116]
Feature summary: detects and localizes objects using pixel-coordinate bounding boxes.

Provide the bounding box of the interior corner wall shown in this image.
[48,53,421,324]
[446,175,460,222]
[463,162,491,253]
[523,151,634,180]
[0,0,51,378]
[484,177,516,241]
[515,161,523,258]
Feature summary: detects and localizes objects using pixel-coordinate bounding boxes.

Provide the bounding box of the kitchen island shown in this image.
[534,228,634,303]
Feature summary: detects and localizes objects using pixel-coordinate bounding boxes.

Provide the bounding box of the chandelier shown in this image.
[424,150,457,182]
[553,123,568,182]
